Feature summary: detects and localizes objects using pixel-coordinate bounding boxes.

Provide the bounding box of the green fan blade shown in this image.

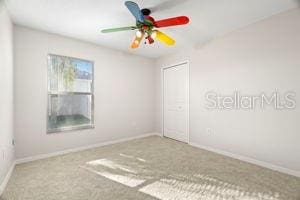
[101,26,137,33]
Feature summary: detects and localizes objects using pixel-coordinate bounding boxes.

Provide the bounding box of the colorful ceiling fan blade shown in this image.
[156,30,176,46]
[131,32,145,49]
[101,26,137,33]
[154,16,189,28]
[125,1,145,22]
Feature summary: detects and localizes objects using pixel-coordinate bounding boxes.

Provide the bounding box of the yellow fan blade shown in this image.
[131,32,144,49]
[156,30,176,46]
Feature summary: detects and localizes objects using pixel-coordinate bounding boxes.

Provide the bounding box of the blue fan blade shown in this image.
[125,1,144,22]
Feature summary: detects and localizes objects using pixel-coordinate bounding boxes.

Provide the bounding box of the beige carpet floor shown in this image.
[1,136,300,200]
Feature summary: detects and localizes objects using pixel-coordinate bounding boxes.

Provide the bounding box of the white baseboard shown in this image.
[155,131,163,137]
[16,133,159,165]
[0,161,15,197]
[189,142,300,178]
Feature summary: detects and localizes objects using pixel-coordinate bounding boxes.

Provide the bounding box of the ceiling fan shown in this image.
[101,1,190,49]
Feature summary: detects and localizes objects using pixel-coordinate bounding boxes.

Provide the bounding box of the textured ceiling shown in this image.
[5,0,300,58]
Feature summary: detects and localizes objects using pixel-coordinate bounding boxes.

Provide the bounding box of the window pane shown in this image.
[47,94,94,132]
[48,55,93,93]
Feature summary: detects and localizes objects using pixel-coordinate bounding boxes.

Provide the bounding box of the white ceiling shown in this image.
[4,0,299,58]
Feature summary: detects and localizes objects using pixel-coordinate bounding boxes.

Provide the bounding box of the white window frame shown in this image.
[47,54,95,134]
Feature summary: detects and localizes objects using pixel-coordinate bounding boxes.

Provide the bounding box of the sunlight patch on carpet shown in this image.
[139,175,280,200]
[81,166,146,187]
[86,158,137,174]
[119,153,146,162]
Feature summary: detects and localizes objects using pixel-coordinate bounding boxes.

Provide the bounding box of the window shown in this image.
[47,54,94,133]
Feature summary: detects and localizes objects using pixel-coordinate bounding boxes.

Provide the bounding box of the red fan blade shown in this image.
[154,16,189,28]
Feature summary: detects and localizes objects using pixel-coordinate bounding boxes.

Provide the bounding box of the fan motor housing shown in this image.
[141,8,151,16]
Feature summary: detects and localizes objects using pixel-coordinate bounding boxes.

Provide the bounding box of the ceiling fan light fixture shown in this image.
[136,30,143,38]
[151,30,157,39]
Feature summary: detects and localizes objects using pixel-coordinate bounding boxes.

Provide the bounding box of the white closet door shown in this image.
[163,62,189,143]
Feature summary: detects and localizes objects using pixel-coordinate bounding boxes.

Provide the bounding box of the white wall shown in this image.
[14,26,155,159]
[155,8,300,175]
[0,0,14,186]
